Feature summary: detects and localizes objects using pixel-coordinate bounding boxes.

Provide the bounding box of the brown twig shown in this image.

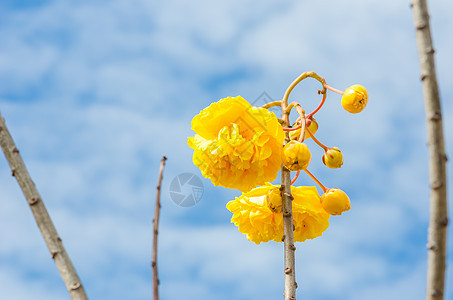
[411,1,448,300]
[0,113,88,300]
[280,93,297,300]
[279,71,327,299]
[152,156,167,300]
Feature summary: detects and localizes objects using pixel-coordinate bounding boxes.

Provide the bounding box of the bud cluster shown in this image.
[188,71,369,244]
[280,83,368,215]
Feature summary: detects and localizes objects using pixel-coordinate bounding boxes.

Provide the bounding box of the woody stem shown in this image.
[262,100,283,109]
[296,108,306,143]
[279,72,327,300]
[280,95,297,300]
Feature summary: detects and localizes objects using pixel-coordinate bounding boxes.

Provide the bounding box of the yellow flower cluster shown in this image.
[226,183,330,244]
[188,96,284,192]
[188,74,368,245]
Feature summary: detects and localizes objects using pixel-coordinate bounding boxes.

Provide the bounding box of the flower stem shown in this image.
[285,101,300,114]
[325,84,344,95]
[281,71,326,122]
[305,127,328,151]
[262,100,282,109]
[153,155,167,300]
[297,109,306,143]
[304,169,327,192]
[291,170,300,185]
[306,92,327,119]
[283,125,301,132]
[279,72,327,300]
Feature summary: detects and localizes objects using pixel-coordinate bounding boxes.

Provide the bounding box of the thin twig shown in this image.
[262,100,283,109]
[296,108,306,143]
[306,92,326,119]
[281,72,326,106]
[0,113,88,300]
[280,81,298,300]
[303,169,327,193]
[280,71,327,299]
[305,126,328,151]
[290,170,300,186]
[152,156,167,300]
[324,84,343,95]
[411,1,448,300]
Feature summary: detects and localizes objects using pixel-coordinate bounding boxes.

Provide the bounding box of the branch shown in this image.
[152,156,167,300]
[0,113,88,300]
[281,97,297,300]
[411,1,448,300]
[281,71,326,121]
[281,157,297,300]
[278,71,326,299]
[261,100,282,109]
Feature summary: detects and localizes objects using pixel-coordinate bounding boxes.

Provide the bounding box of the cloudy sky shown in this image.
[0,0,452,299]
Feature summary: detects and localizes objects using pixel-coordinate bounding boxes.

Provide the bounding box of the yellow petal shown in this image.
[226,184,330,244]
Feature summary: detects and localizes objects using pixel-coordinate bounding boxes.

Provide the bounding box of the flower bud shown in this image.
[288,123,300,141]
[341,84,368,113]
[320,188,351,215]
[304,117,318,138]
[322,147,343,169]
[289,118,318,141]
[282,141,312,171]
[266,187,282,213]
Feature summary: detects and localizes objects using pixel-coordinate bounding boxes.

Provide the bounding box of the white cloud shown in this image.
[0,267,65,300]
[1,0,452,299]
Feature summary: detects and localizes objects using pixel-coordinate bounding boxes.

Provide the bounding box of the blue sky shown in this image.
[0,0,452,299]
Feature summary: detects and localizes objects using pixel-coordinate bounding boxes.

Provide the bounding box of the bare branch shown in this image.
[0,113,88,300]
[281,158,297,300]
[411,1,448,299]
[152,156,167,300]
[279,71,327,299]
[281,96,297,300]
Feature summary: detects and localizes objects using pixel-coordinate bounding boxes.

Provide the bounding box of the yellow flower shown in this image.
[322,147,343,169]
[289,118,318,141]
[226,183,330,244]
[320,188,351,215]
[266,187,282,213]
[341,84,369,113]
[188,96,284,192]
[282,141,312,171]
